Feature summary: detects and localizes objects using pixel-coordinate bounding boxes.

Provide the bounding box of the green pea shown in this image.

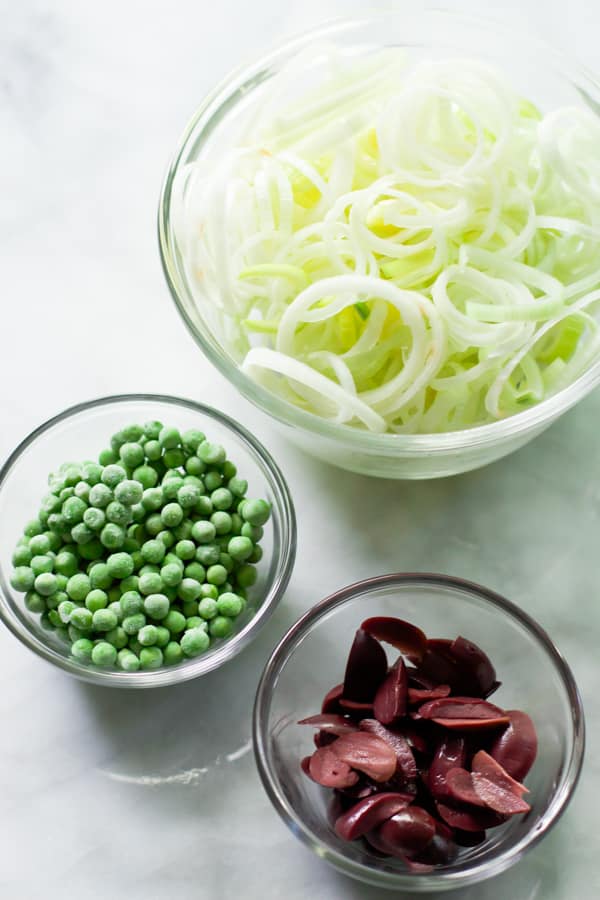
[141,487,163,511]
[217,592,243,618]
[222,460,237,480]
[241,498,271,526]
[154,626,171,648]
[211,512,232,535]
[163,552,184,570]
[58,599,76,624]
[241,522,263,542]
[10,566,35,592]
[163,448,185,469]
[98,449,117,467]
[70,606,93,631]
[176,484,200,510]
[130,503,145,523]
[200,583,218,600]
[89,484,113,509]
[141,539,166,564]
[227,535,254,562]
[139,646,163,670]
[138,624,158,646]
[48,610,62,628]
[63,464,82,487]
[40,612,54,630]
[119,574,139,592]
[144,513,163,537]
[108,599,124,622]
[12,545,32,567]
[198,441,226,466]
[211,488,233,511]
[85,588,108,612]
[159,427,181,450]
[249,545,263,563]
[66,573,90,601]
[195,496,213,517]
[119,442,145,469]
[117,648,140,671]
[54,573,68,591]
[236,563,257,589]
[144,440,162,461]
[191,521,215,544]
[107,585,121,604]
[34,572,58,596]
[81,462,103,485]
[185,456,206,476]
[198,597,218,620]
[86,562,111,590]
[122,612,146,635]
[203,470,222,492]
[181,627,210,657]
[182,429,205,452]
[106,501,131,527]
[139,571,163,595]
[30,555,53,575]
[156,529,175,550]
[219,553,234,574]
[103,624,127,649]
[101,464,127,488]
[184,562,206,583]
[62,497,87,525]
[161,503,183,528]
[71,523,95,545]
[132,465,158,489]
[120,590,144,615]
[74,482,91,502]
[196,544,220,566]
[144,593,170,620]
[58,487,74,501]
[92,641,117,667]
[83,507,106,532]
[182,598,199,618]
[206,564,227,586]
[227,477,247,498]
[209,616,233,639]
[47,590,67,611]
[100,523,125,550]
[106,552,134,579]
[174,539,195,561]
[178,578,202,602]
[160,563,183,587]
[161,477,184,501]
[25,591,46,614]
[142,420,162,440]
[72,638,94,661]
[186,616,207,631]
[47,513,68,535]
[28,533,51,556]
[114,479,144,506]
[24,519,44,537]
[164,641,183,665]
[164,609,186,634]
[78,539,105,561]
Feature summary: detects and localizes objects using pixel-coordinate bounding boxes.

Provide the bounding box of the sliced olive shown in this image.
[373,657,408,724]
[343,629,388,703]
[307,747,359,788]
[335,792,413,841]
[330,732,397,783]
[489,710,538,781]
[361,616,427,662]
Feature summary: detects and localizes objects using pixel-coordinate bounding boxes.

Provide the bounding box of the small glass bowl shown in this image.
[158,10,600,478]
[0,394,296,688]
[253,574,584,892]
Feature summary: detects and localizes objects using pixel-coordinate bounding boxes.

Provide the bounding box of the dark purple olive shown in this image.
[436,802,507,832]
[338,698,374,716]
[414,639,461,689]
[343,629,388,703]
[450,636,497,697]
[408,685,451,705]
[359,719,418,782]
[335,780,375,800]
[314,731,338,748]
[361,617,428,662]
[307,748,359,788]
[409,827,458,867]
[427,736,466,800]
[489,710,538,781]
[400,722,432,754]
[471,774,531,815]
[331,732,397,783]
[419,697,507,721]
[472,750,528,796]
[334,792,413,841]
[433,716,510,731]
[298,714,358,736]
[321,683,344,714]
[373,657,408,724]
[445,767,486,807]
[483,680,502,699]
[376,807,437,855]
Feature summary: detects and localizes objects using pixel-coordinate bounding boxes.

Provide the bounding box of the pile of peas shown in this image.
[10,422,271,672]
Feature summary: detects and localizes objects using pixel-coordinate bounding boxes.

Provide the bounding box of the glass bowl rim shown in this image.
[0,392,297,688]
[252,572,585,890]
[158,8,600,455]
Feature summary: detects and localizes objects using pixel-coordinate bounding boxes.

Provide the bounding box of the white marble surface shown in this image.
[1,1,600,898]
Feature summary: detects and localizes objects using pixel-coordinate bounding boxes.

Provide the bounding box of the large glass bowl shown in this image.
[252,574,584,892]
[0,394,296,688]
[158,10,600,478]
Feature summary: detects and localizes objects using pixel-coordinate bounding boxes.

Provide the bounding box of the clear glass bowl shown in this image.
[253,574,584,892]
[158,10,600,479]
[0,394,296,688]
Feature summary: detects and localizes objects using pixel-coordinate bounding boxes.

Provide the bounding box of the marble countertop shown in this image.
[1,1,599,898]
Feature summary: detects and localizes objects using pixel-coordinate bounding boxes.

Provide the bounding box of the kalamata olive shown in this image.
[321,683,344,714]
[410,828,458,867]
[427,736,466,800]
[334,792,413,841]
[361,616,427,662]
[374,657,408,724]
[436,802,507,832]
[307,747,360,788]
[336,780,375,800]
[450,636,497,697]
[408,685,451,705]
[338,698,374,716]
[471,774,531,815]
[331,732,397,783]
[489,710,538,781]
[433,716,510,731]
[376,807,437,855]
[400,722,432,754]
[483,680,502,700]
[419,697,507,721]
[472,750,528,796]
[414,639,461,688]
[359,719,418,782]
[343,629,388,703]
[298,714,358,736]
[314,731,338,748]
[445,767,486,807]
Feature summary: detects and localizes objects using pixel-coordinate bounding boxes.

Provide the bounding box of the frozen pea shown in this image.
[120,574,139,593]
[98,448,118,466]
[131,550,144,570]
[10,566,35,592]
[101,464,127,488]
[144,593,170,620]
[117,648,140,672]
[132,465,158,489]
[141,539,166,564]
[159,427,181,450]
[78,539,104,561]
[178,578,202,602]
[34,572,58,596]
[62,497,87,525]
[114,479,143,506]
[195,496,213,517]
[229,513,243,536]
[211,488,233,511]
[164,609,186,634]
[62,465,82,487]
[236,564,257,588]
[157,529,175,549]
[163,552,184,570]
[120,590,144,615]
[209,616,233,639]
[198,441,226,466]
[203,470,222,492]
[122,612,146,635]
[144,513,163,537]
[47,513,68,535]
[54,573,68,591]
[228,477,248,498]
[67,573,91,601]
[83,507,106,531]
[164,448,185,469]
[68,625,87,643]
[106,552,134,579]
[185,456,205,477]
[154,626,170,648]
[198,597,218,620]
[249,545,263,563]
[164,641,183,665]
[100,523,125,550]
[184,562,206,583]
[24,519,44,537]
[139,563,160,576]
[177,484,200,509]
[182,599,199,618]
[105,626,128,649]
[217,592,243,618]
[181,627,210,657]
[12,544,32,567]
[161,476,184,501]
[89,483,113,509]
[196,545,220,566]
[82,462,103,485]
[74,482,91,502]
[186,616,207,631]
[138,624,158,646]
[107,585,121,604]
[219,553,234,574]
[141,420,162,441]
[183,475,204,489]
[241,498,271,526]
[120,424,143,442]
[72,638,94,662]
[25,591,46,614]
[206,564,227,586]
[48,610,62,628]
[161,563,183,587]
[241,522,263,542]
[58,599,76,624]
[29,533,51,556]
[222,460,237,480]
[106,501,131,527]
[161,503,183,528]
[144,439,162,461]
[182,429,205,452]
[175,539,195,561]
[211,512,232,535]
[128,637,143,655]
[47,590,67,611]
[141,487,163,511]
[228,535,253,562]
[89,562,112,590]
[70,606,93,631]
[191,520,215,544]
[172,520,193,542]
[139,572,163,595]
[130,504,145,523]
[140,646,163,669]
[108,600,123,622]
[85,589,108,612]
[110,431,127,453]
[92,642,117,667]
[58,487,74,501]
[119,442,145,469]
[71,523,95,545]
[199,583,218,601]
[30,555,53,575]
[40,612,54,631]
